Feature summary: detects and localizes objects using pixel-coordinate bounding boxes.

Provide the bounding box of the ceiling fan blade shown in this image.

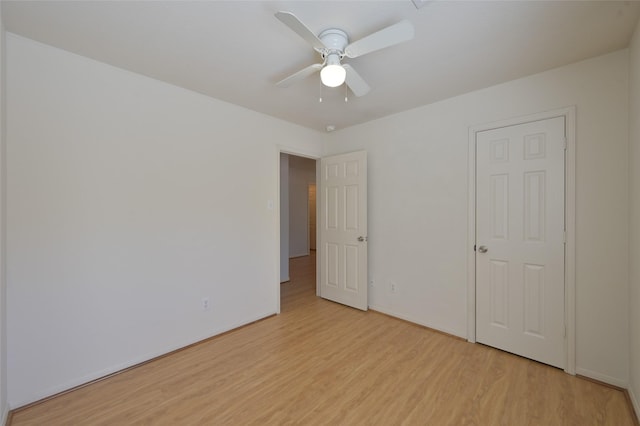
[275,11,326,51]
[276,63,323,88]
[344,20,414,59]
[343,64,371,97]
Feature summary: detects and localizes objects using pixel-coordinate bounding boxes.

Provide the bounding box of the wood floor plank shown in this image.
[9,253,637,425]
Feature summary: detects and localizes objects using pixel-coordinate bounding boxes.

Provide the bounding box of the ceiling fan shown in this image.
[275,11,414,97]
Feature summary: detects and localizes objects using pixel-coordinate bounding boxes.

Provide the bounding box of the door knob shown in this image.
[358,236,368,242]
[478,245,488,253]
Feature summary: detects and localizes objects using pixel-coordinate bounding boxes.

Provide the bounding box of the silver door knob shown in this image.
[478,245,488,253]
[358,236,368,242]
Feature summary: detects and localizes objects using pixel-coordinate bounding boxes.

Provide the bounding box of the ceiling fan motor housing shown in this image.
[318,28,349,58]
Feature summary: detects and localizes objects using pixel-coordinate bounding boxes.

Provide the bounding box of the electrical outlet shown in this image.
[369,279,375,288]
[202,297,210,311]
[390,282,397,293]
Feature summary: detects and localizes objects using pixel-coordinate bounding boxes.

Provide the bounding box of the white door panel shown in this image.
[319,151,367,310]
[476,116,565,368]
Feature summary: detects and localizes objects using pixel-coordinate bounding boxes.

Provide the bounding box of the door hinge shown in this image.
[473,244,476,252]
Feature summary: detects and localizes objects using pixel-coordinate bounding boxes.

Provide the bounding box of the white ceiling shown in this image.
[2,1,640,132]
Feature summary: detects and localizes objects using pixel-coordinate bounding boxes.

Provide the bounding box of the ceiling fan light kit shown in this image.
[275,11,414,98]
[320,58,346,87]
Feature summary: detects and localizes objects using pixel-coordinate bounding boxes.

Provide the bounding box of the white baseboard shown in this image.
[575,367,628,388]
[1,403,8,426]
[629,385,640,422]
[368,304,466,339]
[9,311,277,409]
[289,252,309,259]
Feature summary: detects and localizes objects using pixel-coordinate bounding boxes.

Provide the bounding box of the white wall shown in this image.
[280,153,290,282]
[5,34,323,407]
[288,155,316,258]
[324,50,630,386]
[628,17,640,417]
[0,5,7,424]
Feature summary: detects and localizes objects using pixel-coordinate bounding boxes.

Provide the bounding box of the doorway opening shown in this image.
[280,153,318,309]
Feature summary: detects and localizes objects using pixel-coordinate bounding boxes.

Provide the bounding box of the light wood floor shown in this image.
[10,253,638,425]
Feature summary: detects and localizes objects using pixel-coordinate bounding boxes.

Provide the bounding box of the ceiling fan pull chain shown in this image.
[345,83,348,103]
[319,78,323,103]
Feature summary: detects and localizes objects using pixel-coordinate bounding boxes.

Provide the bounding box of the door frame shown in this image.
[466,107,576,375]
[308,183,316,252]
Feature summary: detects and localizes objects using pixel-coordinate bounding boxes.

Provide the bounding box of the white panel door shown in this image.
[476,116,565,368]
[319,151,367,310]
